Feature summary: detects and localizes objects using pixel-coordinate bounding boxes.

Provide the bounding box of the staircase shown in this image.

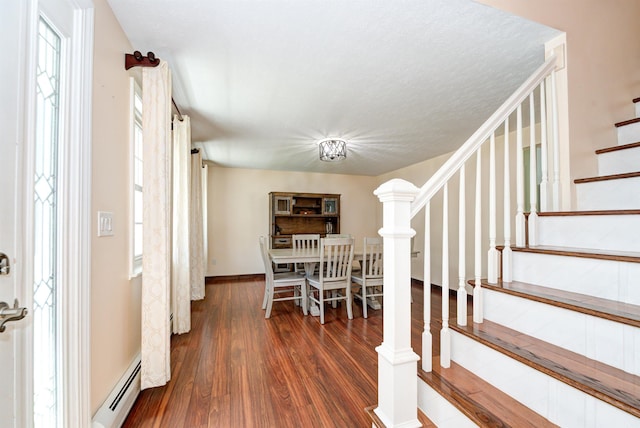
[418,99,640,427]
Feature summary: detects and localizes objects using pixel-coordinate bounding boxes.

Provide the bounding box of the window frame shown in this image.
[129,77,143,278]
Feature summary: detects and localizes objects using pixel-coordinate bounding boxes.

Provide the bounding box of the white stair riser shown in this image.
[537,214,640,252]
[483,288,639,375]
[597,146,640,175]
[512,252,640,304]
[616,121,640,146]
[417,380,477,428]
[635,101,640,119]
[575,176,640,210]
[451,331,639,428]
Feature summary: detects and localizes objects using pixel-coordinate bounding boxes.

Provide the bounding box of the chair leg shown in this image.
[301,283,308,316]
[362,284,368,319]
[346,285,353,320]
[262,281,269,310]
[319,288,325,324]
[265,287,274,319]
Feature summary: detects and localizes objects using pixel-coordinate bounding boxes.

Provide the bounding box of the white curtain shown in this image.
[190,150,205,300]
[141,61,172,389]
[172,114,192,333]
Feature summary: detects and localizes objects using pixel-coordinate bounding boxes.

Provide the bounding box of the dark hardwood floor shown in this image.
[123,277,442,427]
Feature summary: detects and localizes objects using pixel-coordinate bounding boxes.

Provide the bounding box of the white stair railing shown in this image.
[374,54,561,427]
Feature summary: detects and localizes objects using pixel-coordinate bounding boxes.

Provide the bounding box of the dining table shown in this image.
[268,246,419,316]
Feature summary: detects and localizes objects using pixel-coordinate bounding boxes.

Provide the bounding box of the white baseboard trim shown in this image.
[92,354,141,428]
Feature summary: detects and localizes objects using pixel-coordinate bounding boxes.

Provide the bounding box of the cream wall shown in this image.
[90,0,141,415]
[206,165,380,276]
[479,0,640,198]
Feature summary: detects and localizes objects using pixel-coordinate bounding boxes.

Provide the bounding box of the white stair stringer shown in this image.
[417,379,477,428]
[616,121,640,146]
[597,146,640,175]
[511,251,640,305]
[450,331,639,428]
[576,175,640,210]
[482,288,640,376]
[537,214,640,252]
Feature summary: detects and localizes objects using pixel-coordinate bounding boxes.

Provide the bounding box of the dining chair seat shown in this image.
[260,236,308,318]
[351,237,383,318]
[307,237,354,324]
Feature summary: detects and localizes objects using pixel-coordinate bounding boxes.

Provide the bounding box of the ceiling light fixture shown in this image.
[318,138,347,162]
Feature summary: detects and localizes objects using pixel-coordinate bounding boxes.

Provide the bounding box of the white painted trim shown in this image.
[91,355,141,428]
[129,77,143,279]
[16,1,39,427]
[544,33,571,210]
[56,2,94,427]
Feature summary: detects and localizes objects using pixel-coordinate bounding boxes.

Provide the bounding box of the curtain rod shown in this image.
[125,50,184,122]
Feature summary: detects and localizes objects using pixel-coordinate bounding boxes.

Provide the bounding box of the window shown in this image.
[34,16,61,426]
[130,78,143,277]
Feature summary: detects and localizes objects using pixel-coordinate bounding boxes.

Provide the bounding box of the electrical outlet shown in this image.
[211,259,216,265]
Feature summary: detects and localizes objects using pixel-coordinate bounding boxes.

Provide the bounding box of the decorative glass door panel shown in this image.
[34,17,61,427]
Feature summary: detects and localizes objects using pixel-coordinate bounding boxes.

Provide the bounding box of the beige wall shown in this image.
[206,165,380,276]
[90,0,141,415]
[479,0,640,195]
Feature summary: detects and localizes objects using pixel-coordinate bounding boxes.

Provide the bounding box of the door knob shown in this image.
[0,252,9,275]
[0,299,28,332]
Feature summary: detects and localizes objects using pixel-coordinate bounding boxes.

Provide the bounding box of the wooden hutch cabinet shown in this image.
[269,192,341,248]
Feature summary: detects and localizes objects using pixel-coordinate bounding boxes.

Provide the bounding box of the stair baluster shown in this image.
[457,166,467,325]
[551,71,561,211]
[503,119,513,282]
[529,92,539,246]
[474,151,483,323]
[441,182,451,368]
[422,202,432,372]
[539,80,550,211]
[516,104,526,247]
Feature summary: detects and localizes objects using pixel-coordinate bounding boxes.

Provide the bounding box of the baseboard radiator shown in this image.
[92,354,141,428]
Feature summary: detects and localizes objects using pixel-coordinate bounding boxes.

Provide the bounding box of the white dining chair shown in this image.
[292,234,320,274]
[326,233,352,238]
[352,237,383,318]
[259,236,308,318]
[307,237,355,324]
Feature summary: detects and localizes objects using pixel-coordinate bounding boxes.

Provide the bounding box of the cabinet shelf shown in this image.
[269,191,341,249]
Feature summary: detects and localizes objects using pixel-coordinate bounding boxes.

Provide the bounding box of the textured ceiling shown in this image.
[107,0,559,176]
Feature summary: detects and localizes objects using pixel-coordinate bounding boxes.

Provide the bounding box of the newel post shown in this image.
[374,179,421,428]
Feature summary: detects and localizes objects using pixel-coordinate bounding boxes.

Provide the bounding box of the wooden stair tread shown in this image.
[511,244,640,263]
[451,319,640,418]
[574,171,640,184]
[615,117,640,127]
[539,209,640,217]
[596,141,640,154]
[419,359,558,427]
[633,97,640,104]
[476,279,640,328]
[365,405,436,428]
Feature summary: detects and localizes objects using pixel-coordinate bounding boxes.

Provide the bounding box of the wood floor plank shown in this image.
[123,276,385,427]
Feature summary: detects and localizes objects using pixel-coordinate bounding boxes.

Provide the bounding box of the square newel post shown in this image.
[373,179,421,428]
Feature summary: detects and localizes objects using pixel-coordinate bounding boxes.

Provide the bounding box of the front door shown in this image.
[1,3,35,426]
[0,1,93,426]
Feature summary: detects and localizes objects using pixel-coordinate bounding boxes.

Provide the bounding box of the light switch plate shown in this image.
[98,211,114,237]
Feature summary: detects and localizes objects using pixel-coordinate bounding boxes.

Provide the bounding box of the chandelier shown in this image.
[318,138,347,162]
